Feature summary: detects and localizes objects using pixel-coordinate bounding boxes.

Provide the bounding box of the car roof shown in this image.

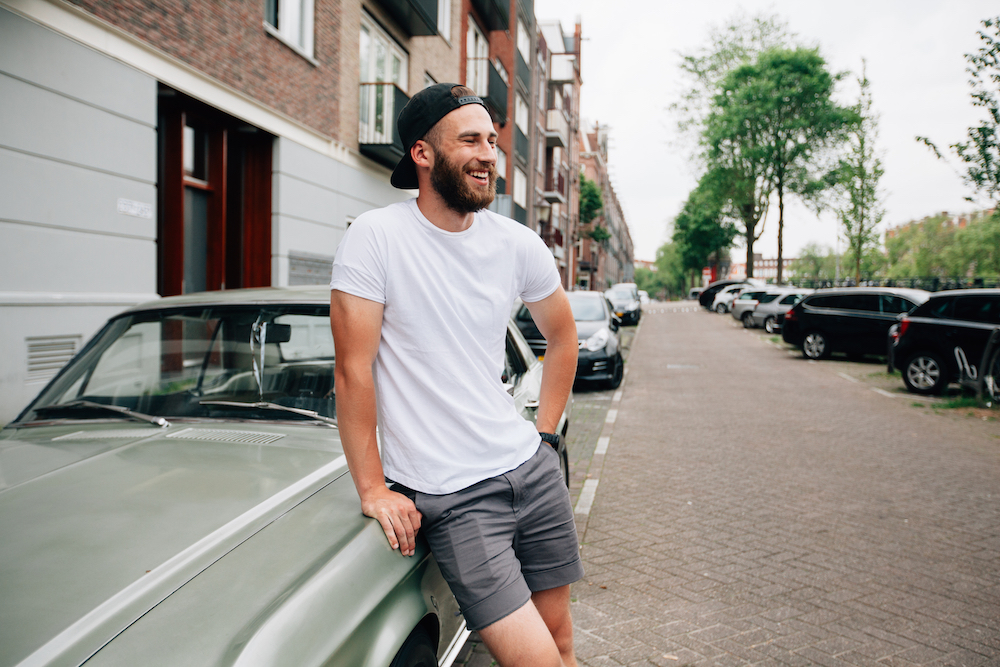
[808,287,931,301]
[925,288,1000,299]
[121,286,332,315]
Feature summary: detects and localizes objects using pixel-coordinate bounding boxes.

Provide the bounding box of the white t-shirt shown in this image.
[330,199,561,494]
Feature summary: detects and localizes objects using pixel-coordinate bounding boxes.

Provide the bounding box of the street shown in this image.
[459,302,999,666]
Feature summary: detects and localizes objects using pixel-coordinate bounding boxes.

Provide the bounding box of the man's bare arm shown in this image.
[524,287,578,435]
[330,290,421,556]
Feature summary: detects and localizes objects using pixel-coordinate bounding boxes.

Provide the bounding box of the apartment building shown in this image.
[578,123,634,290]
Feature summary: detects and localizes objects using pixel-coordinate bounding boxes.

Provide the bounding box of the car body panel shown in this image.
[750,290,812,329]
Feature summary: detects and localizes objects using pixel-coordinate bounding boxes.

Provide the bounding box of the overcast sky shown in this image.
[533,0,998,262]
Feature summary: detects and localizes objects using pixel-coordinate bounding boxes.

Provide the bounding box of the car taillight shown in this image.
[897,317,910,340]
[785,308,796,322]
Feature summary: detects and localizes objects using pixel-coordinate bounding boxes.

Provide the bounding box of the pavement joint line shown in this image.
[574,478,599,515]
[837,372,860,383]
[594,436,610,455]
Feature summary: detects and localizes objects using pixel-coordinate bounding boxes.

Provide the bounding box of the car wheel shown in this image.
[742,312,754,328]
[715,303,727,314]
[606,354,624,389]
[903,352,947,395]
[764,316,776,334]
[389,630,437,667]
[802,331,830,360]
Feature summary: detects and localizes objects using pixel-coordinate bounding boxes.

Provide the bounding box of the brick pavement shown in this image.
[569,303,999,667]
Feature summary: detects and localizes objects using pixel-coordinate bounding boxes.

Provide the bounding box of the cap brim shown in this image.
[390,152,418,190]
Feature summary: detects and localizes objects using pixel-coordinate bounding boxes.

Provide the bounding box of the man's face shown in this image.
[426,105,498,214]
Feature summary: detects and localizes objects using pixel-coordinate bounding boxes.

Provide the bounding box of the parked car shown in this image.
[604,285,642,325]
[686,287,704,301]
[699,279,746,310]
[891,289,1000,395]
[750,289,813,332]
[711,283,749,313]
[570,291,624,388]
[782,287,930,360]
[638,290,650,305]
[0,286,571,667]
[729,289,772,326]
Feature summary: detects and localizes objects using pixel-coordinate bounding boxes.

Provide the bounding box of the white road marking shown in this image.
[872,388,897,398]
[605,409,618,424]
[837,372,859,383]
[595,436,610,455]
[575,479,600,515]
[612,390,623,403]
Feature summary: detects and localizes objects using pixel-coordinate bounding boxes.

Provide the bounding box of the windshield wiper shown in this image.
[31,400,170,427]
[199,400,338,429]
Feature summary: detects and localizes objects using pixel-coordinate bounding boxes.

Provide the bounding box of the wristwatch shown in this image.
[539,432,560,447]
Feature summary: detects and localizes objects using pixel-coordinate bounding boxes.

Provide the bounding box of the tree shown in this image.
[830,63,885,284]
[789,243,837,283]
[672,170,738,284]
[713,48,855,284]
[579,174,603,225]
[918,17,1000,206]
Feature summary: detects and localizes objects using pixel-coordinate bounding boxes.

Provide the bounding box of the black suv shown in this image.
[891,289,1000,394]
[782,288,929,360]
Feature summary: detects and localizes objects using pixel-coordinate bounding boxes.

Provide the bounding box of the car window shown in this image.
[880,295,915,315]
[515,304,534,322]
[953,295,1000,324]
[836,294,879,311]
[927,298,953,319]
[503,331,528,384]
[779,293,801,305]
[567,295,607,321]
[758,293,781,304]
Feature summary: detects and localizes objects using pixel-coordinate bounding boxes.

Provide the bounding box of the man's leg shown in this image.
[476,599,564,667]
[532,584,577,667]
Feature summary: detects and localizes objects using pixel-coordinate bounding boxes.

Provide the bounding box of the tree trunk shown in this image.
[746,230,755,278]
[776,176,785,285]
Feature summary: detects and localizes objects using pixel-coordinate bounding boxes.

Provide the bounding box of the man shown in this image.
[330,83,581,666]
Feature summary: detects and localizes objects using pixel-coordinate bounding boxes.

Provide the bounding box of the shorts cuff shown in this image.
[461,578,532,632]
[523,558,585,592]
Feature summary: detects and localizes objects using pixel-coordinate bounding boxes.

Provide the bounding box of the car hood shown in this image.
[0,422,349,667]
[576,320,610,340]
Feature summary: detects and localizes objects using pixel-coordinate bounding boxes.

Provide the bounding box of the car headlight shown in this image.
[585,328,610,351]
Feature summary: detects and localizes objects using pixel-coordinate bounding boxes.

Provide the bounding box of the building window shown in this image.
[516,18,531,62]
[360,12,408,143]
[513,167,527,208]
[496,146,508,181]
[438,0,451,42]
[515,93,529,133]
[264,0,315,58]
[466,18,489,95]
[424,72,437,89]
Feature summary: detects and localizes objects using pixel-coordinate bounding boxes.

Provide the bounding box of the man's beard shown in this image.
[429,151,497,214]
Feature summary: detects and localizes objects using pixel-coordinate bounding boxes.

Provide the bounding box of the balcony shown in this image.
[515,49,530,90]
[514,126,529,164]
[543,167,567,204]
[513,203,528,225]
[545,109,569,148]
[489,194,513,218]
[376,0,438,36]
[358,83,409,169]
[550,53,576,83]
[542,226,563,248]
[485,61,508,125]
[470,0,508,31]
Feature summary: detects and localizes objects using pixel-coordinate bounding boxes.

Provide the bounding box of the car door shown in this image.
[829,293,881,353]
[951,295,1000,375]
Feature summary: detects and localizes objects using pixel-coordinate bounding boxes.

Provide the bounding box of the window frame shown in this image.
[264,0,316,62]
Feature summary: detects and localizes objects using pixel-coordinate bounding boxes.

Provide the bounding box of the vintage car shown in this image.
[0,286,570,667]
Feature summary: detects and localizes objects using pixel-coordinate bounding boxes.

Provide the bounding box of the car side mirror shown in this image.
[610,315,621,331]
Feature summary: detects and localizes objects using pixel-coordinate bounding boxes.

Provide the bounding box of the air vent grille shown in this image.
[53,429,161,441]
[165,428,285,445]
[27,335,82,383]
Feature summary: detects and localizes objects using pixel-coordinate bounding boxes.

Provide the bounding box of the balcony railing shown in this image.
[470,0,508,31]
[358,83,409,169]
[515,49,530,90]
[550,53,576,83]
[375,0,438,36]
[513,203,527,225]
[545,109,569,148]
[543,167,566,204]
[485,61,508,125]
[514,126,529,164]
[542,226,564,248]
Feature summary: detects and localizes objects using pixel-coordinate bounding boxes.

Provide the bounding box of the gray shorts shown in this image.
[392,443,584,631]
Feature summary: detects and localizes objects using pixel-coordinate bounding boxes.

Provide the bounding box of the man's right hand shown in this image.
[361,486,423,556]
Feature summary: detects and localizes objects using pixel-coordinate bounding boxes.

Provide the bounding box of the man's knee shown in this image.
[477,600,563,667]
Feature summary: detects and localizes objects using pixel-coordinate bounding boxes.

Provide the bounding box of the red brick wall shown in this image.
[69,0,343,139]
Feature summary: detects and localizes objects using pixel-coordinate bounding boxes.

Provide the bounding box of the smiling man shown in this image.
[330,83,581,666]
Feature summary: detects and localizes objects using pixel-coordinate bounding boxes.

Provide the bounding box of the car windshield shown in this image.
[19,305,336,424]
[568,296,606,321]
[607,290,632,301]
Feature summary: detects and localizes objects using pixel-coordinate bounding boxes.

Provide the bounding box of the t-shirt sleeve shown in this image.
[518,229,562,303]
[330,216,387,304]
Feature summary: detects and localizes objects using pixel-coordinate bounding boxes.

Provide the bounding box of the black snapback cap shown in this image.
[390,83,489,190]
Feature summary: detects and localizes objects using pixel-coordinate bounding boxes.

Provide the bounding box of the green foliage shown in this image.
[671,170,738,278]
[579,175,604,225]
[886,211,1000,279]
[709,47,855,283]
[587,225,611,243]
[830,63,885,284]
[917,17,1000,205]
[789,243,837,282]
[655,243,689,299]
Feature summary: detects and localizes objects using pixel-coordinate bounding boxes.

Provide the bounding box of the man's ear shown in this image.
[412,140,433,169]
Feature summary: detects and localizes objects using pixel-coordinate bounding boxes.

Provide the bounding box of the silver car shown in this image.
[0,286,570,667]
[750,289,814,333]
[730,289,772,326]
